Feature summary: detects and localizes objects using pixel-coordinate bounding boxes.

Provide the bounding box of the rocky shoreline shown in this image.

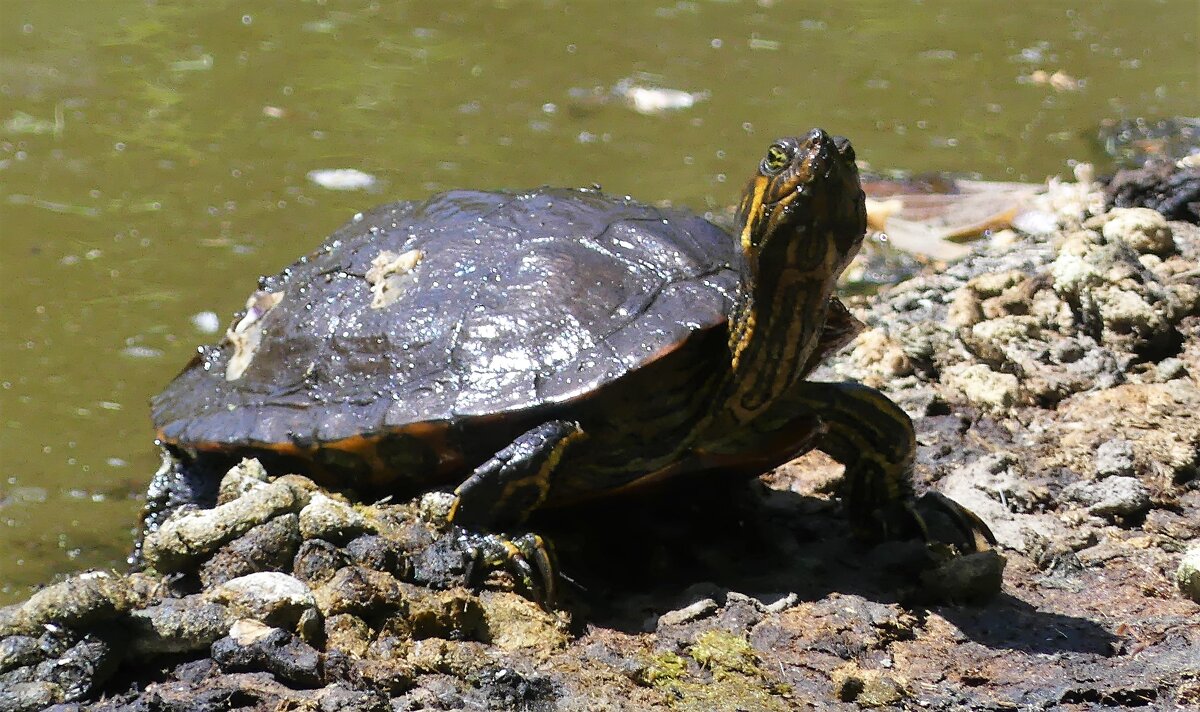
[2,162,1198,711]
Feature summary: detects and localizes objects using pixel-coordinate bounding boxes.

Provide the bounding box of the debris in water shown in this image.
[306,169,378,191]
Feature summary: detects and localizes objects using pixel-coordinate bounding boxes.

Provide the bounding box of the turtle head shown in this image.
[718,130,867,423]
[734,129,866,285]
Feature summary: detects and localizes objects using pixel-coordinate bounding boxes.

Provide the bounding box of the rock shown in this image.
[199,513,303,588]
[478,591,567,651]
[759,593,799,614]
[0,636,40,675]
[970,315,1042,346]
[143,475,314,573]
[207,572,316,631]
[1101,207,1175,255]
[0,571,133,638]
[323,614,373,658]
[1063,476,1152,519]
[313,566,405,619]
[1094,439,1136,478]
[216,457,271,505]
[1051,230,1181,357]
[1176,546,1200,603]
[32,635,116,703]
[417,491,456,524]
[0,681,61,712]
[405,638,489,677]
[943,363,1020,410]
[292,539,350,587]
[919,550,1007,603]
[211,621,322,688]
[299,493,374,543]
[313,683,390,712]
[345,535,410,580]
[1155,357,1187,381]
[405,588,486,642]
[129,595,232,655]
[832,663,909,708]
[1105,159,1200,223]
[946,288,984,327]
[966,269,1027,297]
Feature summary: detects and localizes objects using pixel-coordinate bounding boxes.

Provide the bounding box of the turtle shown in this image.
[141,129,995,600]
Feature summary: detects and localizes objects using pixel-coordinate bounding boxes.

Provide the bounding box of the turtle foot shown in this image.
[869,491,1004,602]
[455,529,559,607]
[905,491,997,555]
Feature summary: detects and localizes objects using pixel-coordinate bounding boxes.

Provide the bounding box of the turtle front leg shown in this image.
[786,381,995,554]
[440,420,585,605]
[702,382,994,555]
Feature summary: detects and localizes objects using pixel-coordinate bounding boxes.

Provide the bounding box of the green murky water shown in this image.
[0,0,1195,603]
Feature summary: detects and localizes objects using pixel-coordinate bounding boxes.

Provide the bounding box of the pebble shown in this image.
[1063,476,1152,519]
[831,662,909,707]
[1155,357,1187,381]
[200,513,303,588]
[299,493,373,543]
[920,550,1007,603]
[207,572,317,631]
[1101,207,1175,256]
[217,458,271,504]
[478,591,566,652]
[0,681,60,712]
[292,539,350,587]
[0,636,40,674]
[1177,546,1200,603]
[211,622,322,687]
[1094,439,1136,478]
[0,571,132,638]
[128,595,232,655]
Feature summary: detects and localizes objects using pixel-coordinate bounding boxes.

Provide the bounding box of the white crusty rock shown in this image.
[207,572,317,631]
[143,474,315,573]
[299,493,374,543]
[1100,207,1175,256]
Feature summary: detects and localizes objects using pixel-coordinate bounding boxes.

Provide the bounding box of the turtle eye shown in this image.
[762,143,792,175]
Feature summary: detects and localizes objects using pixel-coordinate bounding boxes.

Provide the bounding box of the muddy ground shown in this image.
[1,166,1198,711]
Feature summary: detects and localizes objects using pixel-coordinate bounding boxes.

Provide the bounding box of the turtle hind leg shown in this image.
[450,420,586,528]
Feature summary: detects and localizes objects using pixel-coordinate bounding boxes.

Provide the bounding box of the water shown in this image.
[0,0,1195,603]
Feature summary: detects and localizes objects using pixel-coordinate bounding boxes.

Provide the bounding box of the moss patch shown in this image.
[635,630,792,711]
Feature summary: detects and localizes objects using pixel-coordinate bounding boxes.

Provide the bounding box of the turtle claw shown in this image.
[458,529,559,607]
[866,492,1004,602]
[906,491,996,555]
[870,490,996,555]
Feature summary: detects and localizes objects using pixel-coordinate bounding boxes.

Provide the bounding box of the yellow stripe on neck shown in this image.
[739,176,768,254]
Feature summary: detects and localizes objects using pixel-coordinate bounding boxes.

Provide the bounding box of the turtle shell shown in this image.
[153,188,745,476]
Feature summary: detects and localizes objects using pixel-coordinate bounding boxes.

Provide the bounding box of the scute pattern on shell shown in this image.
[153,188,739,448]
